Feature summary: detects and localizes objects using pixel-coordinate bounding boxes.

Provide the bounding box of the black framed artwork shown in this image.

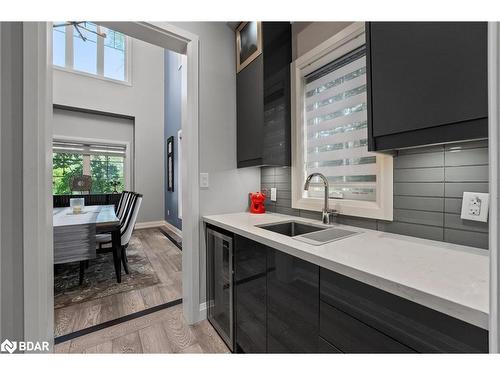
[236,21,262,73]
[167,136,174,192]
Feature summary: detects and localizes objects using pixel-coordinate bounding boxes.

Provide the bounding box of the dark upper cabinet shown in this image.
[366,22,488,151]
[267,249,319,353]
[234,235,267,353]
[237,54,264,166]
[236,22,292,168]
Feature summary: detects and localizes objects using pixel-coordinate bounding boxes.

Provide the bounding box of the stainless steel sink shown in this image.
[257,221,326,237]
[257,220,361,245]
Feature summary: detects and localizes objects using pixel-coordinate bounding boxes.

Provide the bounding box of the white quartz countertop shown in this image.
[203,212,489,329]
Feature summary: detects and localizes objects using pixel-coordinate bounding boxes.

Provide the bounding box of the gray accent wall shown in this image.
[261,140,489,249]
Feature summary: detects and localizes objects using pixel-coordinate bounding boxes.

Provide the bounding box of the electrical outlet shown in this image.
[461,192,489,222]
[270,188,277,202]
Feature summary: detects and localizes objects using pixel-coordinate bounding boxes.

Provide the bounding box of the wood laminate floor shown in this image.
[54,303,230,353]
[54,227,182,337]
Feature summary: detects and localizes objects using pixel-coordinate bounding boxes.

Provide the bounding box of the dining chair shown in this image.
[116,191,132,221]
[96,192,143,282]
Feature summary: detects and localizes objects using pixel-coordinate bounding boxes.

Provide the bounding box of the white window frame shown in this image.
[291,22,393,221]
[52,23,132,86]
[52,135,132,192]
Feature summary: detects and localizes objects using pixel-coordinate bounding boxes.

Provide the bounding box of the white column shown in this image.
[488,21,500,353]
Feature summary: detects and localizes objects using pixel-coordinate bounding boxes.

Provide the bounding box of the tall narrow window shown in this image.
[73,22,98,75]
[103,27,126,81]
[292,23,393,220]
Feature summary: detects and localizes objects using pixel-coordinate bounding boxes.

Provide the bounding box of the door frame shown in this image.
[488,21,499,353]
[23,21,201,349]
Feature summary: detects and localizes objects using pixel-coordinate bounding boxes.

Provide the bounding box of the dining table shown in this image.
[53,204,123,283]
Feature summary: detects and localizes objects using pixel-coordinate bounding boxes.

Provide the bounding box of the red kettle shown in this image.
[249,192,266,214]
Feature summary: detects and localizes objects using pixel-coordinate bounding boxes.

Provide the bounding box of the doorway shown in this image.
[23,22,202,349]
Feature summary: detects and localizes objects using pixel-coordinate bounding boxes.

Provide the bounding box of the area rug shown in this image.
[54,236,160,309]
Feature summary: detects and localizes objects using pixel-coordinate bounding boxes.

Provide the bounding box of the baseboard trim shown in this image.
[134,220,168,230]
[163,220,182,238]
[134,220,183,238]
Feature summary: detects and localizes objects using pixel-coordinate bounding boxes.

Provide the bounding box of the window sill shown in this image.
[53,65,132,87]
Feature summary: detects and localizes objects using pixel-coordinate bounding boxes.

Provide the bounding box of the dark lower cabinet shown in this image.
[318,337,342,353]
[320,302,414,353]
[234,235,267,353]
[215,226,488,354]
[320,268,488,353]
[267,249,319,353]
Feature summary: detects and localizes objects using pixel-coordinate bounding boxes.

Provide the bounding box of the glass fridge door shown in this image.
[206,228,234,350]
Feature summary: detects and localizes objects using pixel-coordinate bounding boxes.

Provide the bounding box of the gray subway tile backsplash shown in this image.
[260,140,489,249]
[444,228,489,249]
[444,147,488,166]
[394,182,444,197]
[444,182,489,198]
[377,221,444,242]
[394,168,444,183]
[393,209,444,227]
[394,196,444,212]
[394,151,444,168]
[444,165,488,182]
[444,198,463,214]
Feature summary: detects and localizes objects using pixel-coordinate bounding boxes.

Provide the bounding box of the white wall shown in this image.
[52,38,164,223]
[52,108,135,189]
[0,21,25,345]
[292,22,354,60]
[170,22,261,304]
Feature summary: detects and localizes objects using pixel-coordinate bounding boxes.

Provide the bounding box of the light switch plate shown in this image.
[461,192,489,222]
[200,173,209,188]
[270,188,277,202]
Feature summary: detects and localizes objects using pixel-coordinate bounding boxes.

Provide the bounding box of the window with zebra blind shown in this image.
[291,23,393,220]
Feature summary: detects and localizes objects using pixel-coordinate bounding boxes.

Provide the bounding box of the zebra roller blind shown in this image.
[303,46,377,202]
[52,140,127,157]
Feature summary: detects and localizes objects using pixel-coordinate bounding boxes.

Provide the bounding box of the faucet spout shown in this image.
[304,173,337,224]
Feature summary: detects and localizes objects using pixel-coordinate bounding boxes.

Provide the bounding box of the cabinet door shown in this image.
[320,302,414,353]
[267,249,319,353]
[262,22,292,166]
[368,22,487,149]
[234,235,267,353]
[320,267,488,353]
[237,54,264,168]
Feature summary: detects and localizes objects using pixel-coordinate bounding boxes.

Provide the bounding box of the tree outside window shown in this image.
[52,150,125,195]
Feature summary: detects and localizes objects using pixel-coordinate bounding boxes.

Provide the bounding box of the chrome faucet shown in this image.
[304,173,338,225]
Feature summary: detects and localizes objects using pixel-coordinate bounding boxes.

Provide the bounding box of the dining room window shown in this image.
[52,141,126,194]
[52,22,131,83]
[291,23,393,220]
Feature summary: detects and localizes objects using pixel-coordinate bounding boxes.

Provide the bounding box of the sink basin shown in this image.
[257,221,327,237]
[257,220,360,245]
